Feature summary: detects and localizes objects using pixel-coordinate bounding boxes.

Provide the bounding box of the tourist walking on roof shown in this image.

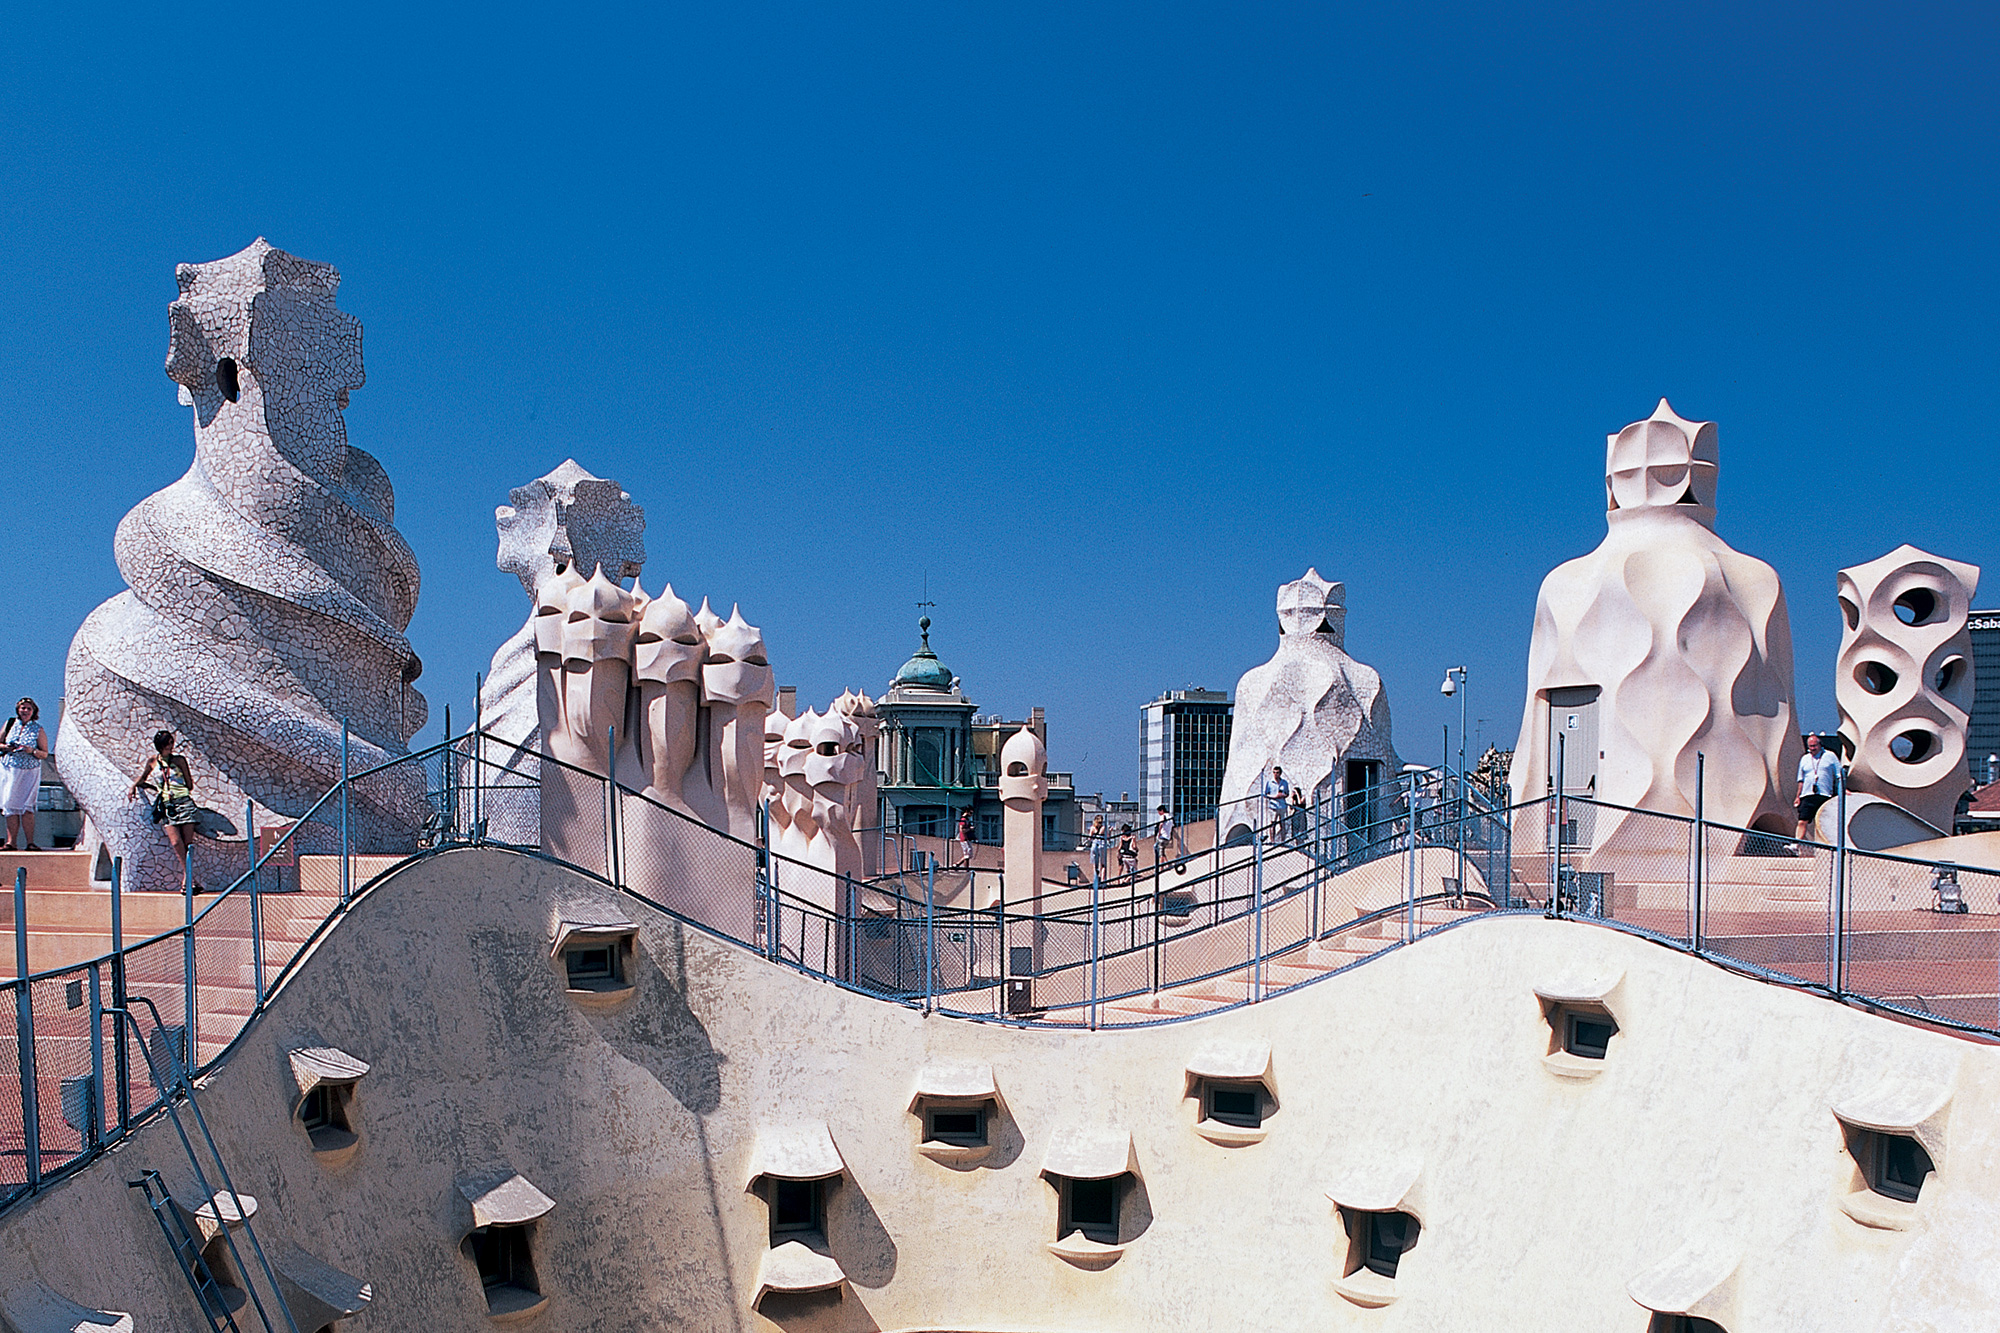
[1086,815,1110,886]
[131,730,200,888]
[0,698,49,851]
[1795,733,1841,845]
[1116,824,1138,880]
[1262,764,1291,841]
[1290,784,1309,843]
[956,811,975,868]
[1154,804,1185,873]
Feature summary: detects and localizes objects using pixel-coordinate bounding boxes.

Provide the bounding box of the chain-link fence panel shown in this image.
[1841,851,2000,1029]
[1555,802,1699,947]
[620,788,760,947]
[1697,820,1832,989]
[118,932,190,1120]
[27,965,103,1178]
[188,889,255,1068]
[0,983,27,1199]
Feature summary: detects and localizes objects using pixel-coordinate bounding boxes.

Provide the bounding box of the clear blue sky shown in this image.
[4,3,1997,797]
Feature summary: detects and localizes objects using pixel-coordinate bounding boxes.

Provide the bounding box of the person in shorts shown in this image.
[1795,733,1841,843]
[1086,815,1110,885]
[1116,824,1138,880]
[130,730,200,888]
[1153,804,1185,872]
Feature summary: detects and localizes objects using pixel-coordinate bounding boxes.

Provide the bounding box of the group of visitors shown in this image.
[0,697,201,887]
[1259,764,1310,842]
[1082,804,1189,886]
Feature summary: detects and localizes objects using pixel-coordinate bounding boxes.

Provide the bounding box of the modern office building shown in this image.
[1970,609,2000,786]
[1138,687,1233,824]
[875,617,1077,849]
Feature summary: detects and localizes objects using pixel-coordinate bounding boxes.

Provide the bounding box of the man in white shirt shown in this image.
[1795,733,1842,842]
[1261,764,1291,839]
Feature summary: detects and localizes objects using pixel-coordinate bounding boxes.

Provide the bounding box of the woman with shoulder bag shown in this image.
[0,698,50,851]
[129,730,200,889]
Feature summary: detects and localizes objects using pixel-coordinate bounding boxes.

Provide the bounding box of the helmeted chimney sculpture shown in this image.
[1217,568,1398,840]
[479,461,646,842]
[1506,400,1803,853]
[1834,545,1980,849]
[59,240,427,891]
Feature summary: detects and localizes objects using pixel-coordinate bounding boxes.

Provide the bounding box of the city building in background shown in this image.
[1970,608,2000,787]
[1139,688,1233,824]
[1075,789,1142,840]
[874,618,1077,850]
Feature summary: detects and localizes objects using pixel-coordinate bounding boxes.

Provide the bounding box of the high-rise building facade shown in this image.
[1969,608,2000,786]
[1139,688,1233,824]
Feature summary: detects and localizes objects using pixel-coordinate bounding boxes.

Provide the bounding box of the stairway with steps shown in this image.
[1100,900,1489,1023]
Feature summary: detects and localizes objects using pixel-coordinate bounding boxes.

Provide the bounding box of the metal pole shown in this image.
[1551,733,1565,917]
[110,856,128,1134]
[605,724,619,887]
[925,854,936,1013]
[1693,752,1706,953]
[1457,671,1468,904]
[1252,829,1265,1003]
[183,851,196,1072]
[1834,765,1848,998]
[443,703,454,838]
[1403,775,1417,942]
[1089,859,1100,1027]
[14,867,38,1189]
[247,799,263,1007]
[1696,748,1712,956]
[339,720,352,908]
[473,673,483,838]
[87,964,104,1149]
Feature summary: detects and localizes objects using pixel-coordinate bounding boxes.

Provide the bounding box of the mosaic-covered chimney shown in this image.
[58,240,427,890]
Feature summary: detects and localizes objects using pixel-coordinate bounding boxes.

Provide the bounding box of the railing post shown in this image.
[926,855,937,1014]
[1550,734,1566,918]
[87,963,104,1148]
[339,720,352,909]
[247,799,264,1009]
[110,856,128,1135]
[1693,752,1705,953]
[605,725,619,888]
[442,703,453,839]
[473,673,484,839]
[1251,823,1265,1001]
[1088,864,1100,1028]
[1833,765,1848,998]
[14,867,38,1190]
[1404,778,1417,942]
[183,851,196,1072]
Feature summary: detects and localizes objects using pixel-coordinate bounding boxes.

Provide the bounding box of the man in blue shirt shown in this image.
[1261,764,1291,840]
[1795,734,1842,842]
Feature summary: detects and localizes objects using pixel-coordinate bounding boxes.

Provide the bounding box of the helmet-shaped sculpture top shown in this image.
[1276,568,1347,644]
[1605,398,1719,523]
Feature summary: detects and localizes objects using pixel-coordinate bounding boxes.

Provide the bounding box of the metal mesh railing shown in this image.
[9,725,2000,1212]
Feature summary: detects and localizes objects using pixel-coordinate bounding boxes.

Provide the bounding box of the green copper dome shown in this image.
[892,616,955,690]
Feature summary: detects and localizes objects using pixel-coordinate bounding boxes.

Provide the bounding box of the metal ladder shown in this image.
[129,1168,243,1331]
[109,998,300,1333]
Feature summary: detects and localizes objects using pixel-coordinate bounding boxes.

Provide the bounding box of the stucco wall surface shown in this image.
[3,848,1998,1332]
